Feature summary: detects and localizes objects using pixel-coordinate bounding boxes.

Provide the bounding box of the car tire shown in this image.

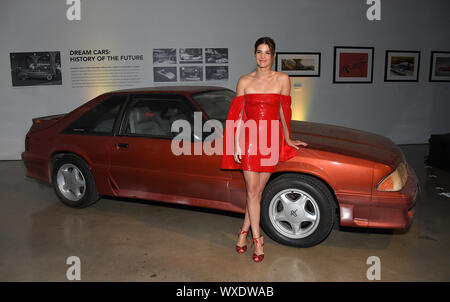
[260,174,335,248]
[52,154,100,208]
[46,74,53,81]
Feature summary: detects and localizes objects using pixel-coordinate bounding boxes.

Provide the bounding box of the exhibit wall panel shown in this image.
[0,0,449,159]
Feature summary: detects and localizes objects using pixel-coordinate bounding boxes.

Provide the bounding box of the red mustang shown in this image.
[22,86,419,247]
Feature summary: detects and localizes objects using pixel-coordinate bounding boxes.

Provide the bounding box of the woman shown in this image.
[220,37,308,262]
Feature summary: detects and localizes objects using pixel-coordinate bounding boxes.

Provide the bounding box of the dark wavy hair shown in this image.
[254,37,276,55]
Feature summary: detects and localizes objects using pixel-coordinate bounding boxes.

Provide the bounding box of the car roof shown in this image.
[108,85,232,95]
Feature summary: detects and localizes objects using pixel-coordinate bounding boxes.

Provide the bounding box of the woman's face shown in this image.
[254,43,275,69]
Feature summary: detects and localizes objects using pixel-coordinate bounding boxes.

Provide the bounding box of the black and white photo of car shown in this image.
[153,67,177,82]
[205,48,228,64]
[206,65,228,81]
[179,48,203,64]
[180,66,203,81]
[10,51,62,86]
[153,48,177,64]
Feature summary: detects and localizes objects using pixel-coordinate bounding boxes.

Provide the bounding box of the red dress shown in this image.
[220,93,297,172]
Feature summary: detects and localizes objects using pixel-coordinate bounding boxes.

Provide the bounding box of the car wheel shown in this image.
[261,174,335,247]
[52,154,100,208]
[46,74,53,81]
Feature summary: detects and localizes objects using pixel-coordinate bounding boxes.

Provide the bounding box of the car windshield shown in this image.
[191,89,235,127]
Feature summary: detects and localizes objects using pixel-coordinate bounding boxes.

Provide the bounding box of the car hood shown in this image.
[290,121,404,168]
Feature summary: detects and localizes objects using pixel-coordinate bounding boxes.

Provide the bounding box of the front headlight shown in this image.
[376,162,408,191]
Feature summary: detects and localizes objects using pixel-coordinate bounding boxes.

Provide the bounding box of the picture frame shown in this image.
[10,51,62,87]
[275,52,321,77]
[384,50,420,82]
[153,48,177,65]
[152,47,229,83]
[179,66,203,82]
[205,65,229,81]
[179,48,203,64]
[429,51,450,82]
[333,46,374,83]
[153,66,177,82]
[205,48,228,64]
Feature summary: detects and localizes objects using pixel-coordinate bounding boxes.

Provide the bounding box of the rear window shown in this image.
[191,89,234,131]
[64,94,126,135]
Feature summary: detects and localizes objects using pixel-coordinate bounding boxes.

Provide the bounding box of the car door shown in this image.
[109,93,231,203]
[60,93,128,192]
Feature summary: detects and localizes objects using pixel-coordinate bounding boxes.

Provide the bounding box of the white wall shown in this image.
[1,0,449,159]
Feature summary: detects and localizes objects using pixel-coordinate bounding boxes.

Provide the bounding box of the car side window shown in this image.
[64,94,126,135]
[123,97,193,139]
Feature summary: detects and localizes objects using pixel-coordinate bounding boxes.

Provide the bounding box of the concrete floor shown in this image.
[0,144,449,281]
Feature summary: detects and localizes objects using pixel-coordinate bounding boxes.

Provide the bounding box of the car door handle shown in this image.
[114,143,129,150]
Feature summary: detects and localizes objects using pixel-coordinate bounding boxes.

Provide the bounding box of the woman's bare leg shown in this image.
[253,172,271,255]
[258,172,271,197]
[237,171,272,254]
[237,172,256,247]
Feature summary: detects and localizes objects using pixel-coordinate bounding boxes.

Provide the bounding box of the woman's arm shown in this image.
[235,76,246,144]
[234,76,247,163]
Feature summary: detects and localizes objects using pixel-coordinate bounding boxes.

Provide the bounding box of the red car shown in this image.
[22,86,420,247]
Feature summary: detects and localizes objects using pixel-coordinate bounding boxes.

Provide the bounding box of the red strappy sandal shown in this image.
[251,235,265,263]
[236,228,250,254]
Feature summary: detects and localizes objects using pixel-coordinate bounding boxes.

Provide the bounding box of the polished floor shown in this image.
[0,144,449,281]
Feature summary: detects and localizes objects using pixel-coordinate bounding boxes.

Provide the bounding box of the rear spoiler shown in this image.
[29,113,66,132]
[32,113,66,123]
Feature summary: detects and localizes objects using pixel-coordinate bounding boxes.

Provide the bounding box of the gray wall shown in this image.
[1,0,449,159]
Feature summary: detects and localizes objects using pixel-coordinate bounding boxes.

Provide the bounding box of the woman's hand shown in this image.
[287,138,308,150]
[234,144,242,164]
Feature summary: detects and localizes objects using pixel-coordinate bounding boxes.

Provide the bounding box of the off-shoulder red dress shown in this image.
[220,93,297,172]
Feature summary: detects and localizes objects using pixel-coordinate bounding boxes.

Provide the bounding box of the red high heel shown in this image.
[236,228,250,254]
[251,236,264,263]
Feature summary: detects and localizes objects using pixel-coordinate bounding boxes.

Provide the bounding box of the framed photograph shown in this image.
[429,51,450,82]
[384,50,420,82]
[179,48,203,64]
[206,65,228,81]
[205,48,228,64]
[333,46,374,83]
[153,66,177,82]
[10,51,62,87]
[153,48,177,65]
[275,52,321,77]
[180,66,203,81]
